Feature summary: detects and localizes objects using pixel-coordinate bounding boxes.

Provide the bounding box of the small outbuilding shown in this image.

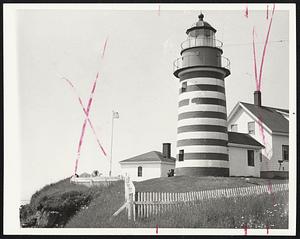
[119,143,175,181]
[228,132,264,177]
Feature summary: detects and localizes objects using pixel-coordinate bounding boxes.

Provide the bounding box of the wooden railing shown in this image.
[123,182,288,221]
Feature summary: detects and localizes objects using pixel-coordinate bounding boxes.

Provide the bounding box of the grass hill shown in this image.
[134,176,287,192]
[20,176,288,228]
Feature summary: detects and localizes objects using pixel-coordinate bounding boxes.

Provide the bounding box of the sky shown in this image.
[10,5,291,201]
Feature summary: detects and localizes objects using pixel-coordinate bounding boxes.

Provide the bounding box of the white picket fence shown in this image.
[70,175,122,187]
[123,180,288,220]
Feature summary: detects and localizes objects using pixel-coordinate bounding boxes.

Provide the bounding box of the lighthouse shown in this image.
[173,13,231,176]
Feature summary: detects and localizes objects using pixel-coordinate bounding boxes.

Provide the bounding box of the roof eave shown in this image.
[228,143,264,149]
[239,103,273,135]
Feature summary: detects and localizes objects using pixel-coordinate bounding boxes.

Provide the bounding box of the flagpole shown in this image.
[109,110,114,177]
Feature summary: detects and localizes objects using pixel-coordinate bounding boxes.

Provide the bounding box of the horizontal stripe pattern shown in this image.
[178,104,226,114]
[179,91,225,101]
[176,153,229,161]
[179,71,224,81]
[177,138,228,147]
[178,111,227,120]
[178,125,228,133]
[177,132,228,141]
[176,159,229,168]
[178,98,226,107]
[175,167,229,176]
[180,77,225,87]
[177,118,227,127]
[177,145,228,154]
[180,84,225,94]
[178,99,189,107]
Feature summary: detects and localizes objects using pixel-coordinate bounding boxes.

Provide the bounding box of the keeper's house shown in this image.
[119,143,176,181]
[227,91,289,179]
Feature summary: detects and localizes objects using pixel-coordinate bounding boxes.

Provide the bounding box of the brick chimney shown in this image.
[254,90,262,107]
[162,143,171,158]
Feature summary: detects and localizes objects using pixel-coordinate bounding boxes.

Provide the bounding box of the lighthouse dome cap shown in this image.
[186,13,217,35]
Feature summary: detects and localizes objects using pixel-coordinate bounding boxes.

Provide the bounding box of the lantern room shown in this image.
[173,13,230,78]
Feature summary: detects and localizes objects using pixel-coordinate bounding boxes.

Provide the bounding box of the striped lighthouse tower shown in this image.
[173,13,231,176]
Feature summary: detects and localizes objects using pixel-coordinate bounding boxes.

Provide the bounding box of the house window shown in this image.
[179,150,184,161]
[137,166,142,177]
[181,82,187,93]
[231,124,238,132]
[248,122,255,134]
[247,150,255,167]
[282,145,289,161]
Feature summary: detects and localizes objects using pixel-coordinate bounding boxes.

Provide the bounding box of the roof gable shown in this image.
[120,151,176,163]
[240,102,289,134]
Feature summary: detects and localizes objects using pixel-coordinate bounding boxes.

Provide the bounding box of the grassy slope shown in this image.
[134,176,288,193]
[65,176,288,228]
[23,176,288,228]
[65,180,125,228]
[21,177,125,228]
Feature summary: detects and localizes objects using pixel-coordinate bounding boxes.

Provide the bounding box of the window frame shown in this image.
[179,150,184,161]
[248,121,255,134]
[137,166,142,177]
[231,124,238,132]
[282,145,289,161]
[247,150,255,167]
[181,82,187,93]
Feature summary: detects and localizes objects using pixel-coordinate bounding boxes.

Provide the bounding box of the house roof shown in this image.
[228,132,264,148]
[119,151,176,164]
[240,102,289,134]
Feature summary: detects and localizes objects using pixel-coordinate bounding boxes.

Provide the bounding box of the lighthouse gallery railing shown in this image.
[173,54,231,73]
[181,37,223,51]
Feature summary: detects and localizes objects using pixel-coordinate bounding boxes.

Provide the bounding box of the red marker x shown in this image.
[64,73,107,175]
[65,37,109,175]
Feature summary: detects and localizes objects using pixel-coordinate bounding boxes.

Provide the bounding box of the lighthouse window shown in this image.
[247,150,255,167]
[179,150,184,161]
[204,29,211,37]
[181,82,187,93]
[248,121,255,134]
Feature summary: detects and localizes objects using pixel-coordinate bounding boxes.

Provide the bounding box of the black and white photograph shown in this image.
[3,3,296,236]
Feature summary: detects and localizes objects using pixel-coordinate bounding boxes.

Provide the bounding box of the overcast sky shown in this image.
[10,5,291,201]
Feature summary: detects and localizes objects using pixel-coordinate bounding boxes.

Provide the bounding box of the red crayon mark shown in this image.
[101,37,109,59]
[266,224,269,234]
[64,73,108,175]
[63,76,107,158]
[258,4,275,90]
[252,27,259,90]
[267,181,273,194]
[243,223,248,235]
[266,5,269,19]
[156,224,158,234]
[251,4,275,91]
[244,6,248,18]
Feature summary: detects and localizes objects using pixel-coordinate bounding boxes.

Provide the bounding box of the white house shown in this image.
[227,91,289,179]
[119,143,176,182]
